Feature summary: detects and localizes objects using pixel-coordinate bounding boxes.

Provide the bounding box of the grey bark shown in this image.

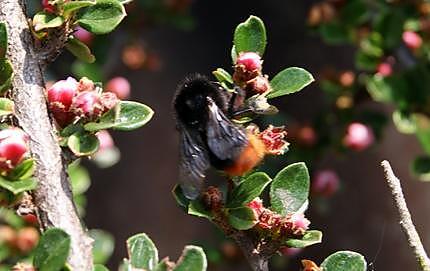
[0,1,93,270]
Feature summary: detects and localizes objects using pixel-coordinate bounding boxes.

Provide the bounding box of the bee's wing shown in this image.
[206,99,247,161]
[178,126,210,200]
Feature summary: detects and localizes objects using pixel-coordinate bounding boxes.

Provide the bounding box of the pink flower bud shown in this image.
[78,77,95,92]
[312,170,339,197]
[0,128,29,171]
[257,125,289,155]
[289,213,310,235]
[72,91,102,119]
[47,77,78,110]
[100,92,119,112]
[297,125,317,146]
[73,26,93,45]
[247,197,264,216]
[105,77,131,99]
[343,122,374,151]
[41,0,55,13]
[376,62,392,77]
[236,52,262,72]
[96,130,114,151]
[402,31,423,50]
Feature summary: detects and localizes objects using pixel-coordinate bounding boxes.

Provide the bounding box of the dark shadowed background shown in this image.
[74,1,429,270]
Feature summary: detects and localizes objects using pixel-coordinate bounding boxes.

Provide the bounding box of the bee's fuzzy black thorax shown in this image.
[173,74,228,129]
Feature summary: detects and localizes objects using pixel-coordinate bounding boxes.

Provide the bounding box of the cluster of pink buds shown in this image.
[247,198,310,237]
[0,128,29,173]
[343,122,374,151]
[249,125,289,155]
[233,52,271,94]
[47,77,119,127]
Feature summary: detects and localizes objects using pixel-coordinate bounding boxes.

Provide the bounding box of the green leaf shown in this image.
[65,38,96,63]
[8,159,35,180]
[411,156,430,182]
[270,162,310,215]
[0,98,14,116]
[267,67,314,99]
[68,132,100,156]
[33,12,64,32]
[321,251,367,271]
[226,172,271,208]
[392,111,417,134]
[284,230,322,248]
[89,229,115,265]
[173,246,207,271]
[375,9,405,49]
[127,233,159,270]
[77,0,126,34]
[172,184,190,212]
[68,163,91,195]
[365,75,394,102]
[0,59,13,94]
[0,23,7,59]
[227,206,257,230]
[0,177,37,194]
[84,101,154,131]
[188,200,212,219]
[233,15,266,56]
[93,264,109,271]
[63,0,96,18]
[33,228,71,271]
[72,61,103,82]
[319,22,351,44]
[212,68,233,84]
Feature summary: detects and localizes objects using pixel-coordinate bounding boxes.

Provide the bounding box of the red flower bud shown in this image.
[247,197,264,217]
[47,77,78,110]
[41,0,55,13]
[74,26,93,46]
[402,31,423,50]
[72,91,102,120]
[376,62,392,77]
[312,170,340,197]
[257,125,289,155]
[0,128,29,171]
[343,122,374,151]
[106,76,131,99]
[236,52,262,72]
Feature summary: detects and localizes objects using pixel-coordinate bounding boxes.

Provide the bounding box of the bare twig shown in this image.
[381,160,430,271]
[0,1,93,270]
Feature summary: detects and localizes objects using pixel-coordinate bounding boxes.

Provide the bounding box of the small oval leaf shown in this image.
[270,162,310,215]
[68,132,100,156]
[268,67,314,99]
[226,172,271,209]
[64,0,96,18]
[33,228,71,271]
[227,206,257,230]
[77,0,126,34]
[127,233,159,270]
[320,251,367,271]
[0,59,13,94]
[173,246,207,271]
[0,23,7,59]
[89,229,115,265]
[65,38,96,63]
[284,230,322,248]
[0,176,37,194]
[33,12,64,32]
[234,15,267,56]
[84,101,154,131]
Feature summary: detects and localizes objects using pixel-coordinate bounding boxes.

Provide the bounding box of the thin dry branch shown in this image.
[381,160,430,271]
[0,1,93,270]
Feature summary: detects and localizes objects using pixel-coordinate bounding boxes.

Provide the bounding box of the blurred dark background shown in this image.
[80,1,429,270]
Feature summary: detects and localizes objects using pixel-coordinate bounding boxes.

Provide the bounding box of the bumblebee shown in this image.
[173,74,266,199]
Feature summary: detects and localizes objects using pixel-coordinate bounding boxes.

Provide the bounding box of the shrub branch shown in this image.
[0,1,93,270]
[381,160,430,271]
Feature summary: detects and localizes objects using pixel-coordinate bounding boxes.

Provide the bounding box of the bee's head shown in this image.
[173,74,227,129]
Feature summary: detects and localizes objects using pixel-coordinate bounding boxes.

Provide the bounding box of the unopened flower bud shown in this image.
[297,125,317,146]
[41,0,55,13]
[402,31,422,50]
[236,52,262,72]
[100,92,119,112]
[74,26,93,46]
[0,225,16,246]
[202,186,223,210]
[0,128,29,171]
[106,77,131,99]
[47,77,78,110]
[72,91,102,119]
[343,122,374,151]
[312,170,340,197]
[96,130,114,151]
[78,77,95,92]
[376,62,392,77]
[246,75,271,94]
[15,227,39,253]
[338,71,355,87]
[289,213,310,235]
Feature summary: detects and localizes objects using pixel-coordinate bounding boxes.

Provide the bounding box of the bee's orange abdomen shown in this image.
[224,133,266,176]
